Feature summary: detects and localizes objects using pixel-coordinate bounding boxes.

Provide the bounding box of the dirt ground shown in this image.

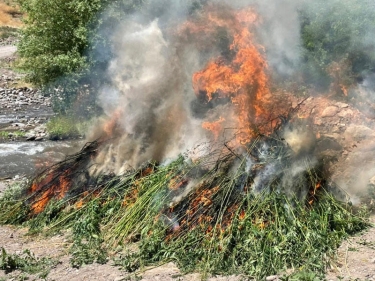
[326,216,375,281]
[0,221,241,281]
[1,214,375,281]
[0,0,22,28]
[0,45,16,59]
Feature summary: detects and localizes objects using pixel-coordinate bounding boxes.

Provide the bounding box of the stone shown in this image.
[35,137,43,141]
[335,102,349,108]
[344,124,375,142]
[338,108,353,118]
[317,136,343,151]
[12,123,25,127]
[314,117,323,125]
[321,106,339,117]
[26,135,36,141]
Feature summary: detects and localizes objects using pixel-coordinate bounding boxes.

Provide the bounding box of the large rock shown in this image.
[338,108,353,118]
[321,106,339,117]
[344,124,375,142]
[26,135,36,141]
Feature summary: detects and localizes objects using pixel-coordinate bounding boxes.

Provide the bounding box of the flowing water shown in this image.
[0,140,83,178]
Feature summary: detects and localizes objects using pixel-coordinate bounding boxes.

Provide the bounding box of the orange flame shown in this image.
[31,189,52,215]
[239,209,246,220]
[185,7,272,145]
[202,117,225,140]
[308,181,322,206]
[30,171,73,215]
[103,109,123,137]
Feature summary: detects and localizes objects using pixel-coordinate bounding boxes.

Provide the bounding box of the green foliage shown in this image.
[0,181,28,225]
[0,247,57,277]
[138,193,367,279]
[0,131,26,140]
[0,155,369,279]
[0,26,19,40]
[70,199,107,268]
[300,0,375,87]
[16,0,144,115]
[113,252,140,273]
[281,270,321,281]
[17,0,102,86]
[46,115,81,140]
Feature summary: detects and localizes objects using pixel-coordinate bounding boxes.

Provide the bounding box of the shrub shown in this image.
[300,0,375,88]
[46,116,81,140]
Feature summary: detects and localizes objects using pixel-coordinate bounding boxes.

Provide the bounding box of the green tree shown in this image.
[18,0,104,86]
[17,0,144,115]
[300,0,375,88]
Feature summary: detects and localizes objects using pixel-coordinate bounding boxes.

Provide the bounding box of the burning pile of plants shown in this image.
[0,1,373,280]
[0,129,368,279]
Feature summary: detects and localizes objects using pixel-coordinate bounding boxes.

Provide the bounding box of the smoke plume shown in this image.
[83,0,375,198]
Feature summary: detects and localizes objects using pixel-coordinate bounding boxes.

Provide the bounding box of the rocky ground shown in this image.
[0,70,54,142]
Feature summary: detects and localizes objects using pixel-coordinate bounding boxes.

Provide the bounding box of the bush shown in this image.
[17,0,104,86]
[46,116,81,140]
[300,0,375,88]
[16,0,145,115]
[0,26,19,40]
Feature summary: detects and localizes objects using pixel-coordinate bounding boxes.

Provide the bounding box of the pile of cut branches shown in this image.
[0,135,369,279]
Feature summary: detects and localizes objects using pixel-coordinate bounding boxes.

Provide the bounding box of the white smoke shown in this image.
[91,19,207,175]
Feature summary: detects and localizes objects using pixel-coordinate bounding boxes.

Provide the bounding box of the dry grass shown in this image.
[0,1,23,28]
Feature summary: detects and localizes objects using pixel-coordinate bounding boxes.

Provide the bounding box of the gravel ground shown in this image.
[0,45,16,58]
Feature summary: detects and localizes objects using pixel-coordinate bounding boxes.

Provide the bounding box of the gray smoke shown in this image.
[87,0,309,175]
[85,0,375,201]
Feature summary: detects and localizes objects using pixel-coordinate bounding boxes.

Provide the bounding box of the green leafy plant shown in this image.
[0,247,57,277]
[113,252,140,273]
[281,270,321,281]
[16,0,144,115]
[70,200,107,268]
[0,142,369,279]
[0,26,19,40]
[0,131,26,139]
[46,115,81,140]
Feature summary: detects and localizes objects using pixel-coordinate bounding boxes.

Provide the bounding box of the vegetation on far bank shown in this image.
[0,130,25,140]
